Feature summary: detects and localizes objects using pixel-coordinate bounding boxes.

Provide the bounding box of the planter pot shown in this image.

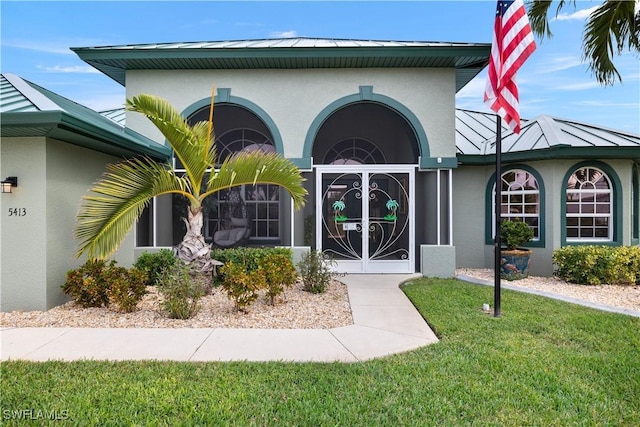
[500,248,532,280]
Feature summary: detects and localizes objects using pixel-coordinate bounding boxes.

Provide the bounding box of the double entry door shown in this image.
[315,166,414,273]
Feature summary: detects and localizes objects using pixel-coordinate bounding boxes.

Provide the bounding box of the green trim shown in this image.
[560,161,623,246]
[420,157,458,169]
[485,164,546,248]
[303,86,429,165]
[633,163,639,241]
[1,111,170,160]
[458,146,640,165]
[181,88,285,156]
[289,158,312,170]
[72,42,490,89]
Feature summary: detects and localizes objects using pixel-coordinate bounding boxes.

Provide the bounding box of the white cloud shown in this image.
[77,92,126,112]
[269,30,298,38]
[579,99,640,108]
[38,65,100,74]
[554,6,599,21]
[456,77,486,99]
[2,41,74,55]
[555,80,602,91]
[535,55,584,74]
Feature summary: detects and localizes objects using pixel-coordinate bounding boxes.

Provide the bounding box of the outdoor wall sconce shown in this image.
[1,177,18,193]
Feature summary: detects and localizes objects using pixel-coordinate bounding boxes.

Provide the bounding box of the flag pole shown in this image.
[494,115,502,317]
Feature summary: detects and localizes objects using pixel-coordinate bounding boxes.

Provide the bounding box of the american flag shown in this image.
[484,0,536,134]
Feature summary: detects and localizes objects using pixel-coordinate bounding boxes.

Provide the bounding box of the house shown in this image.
[1,38,638,312]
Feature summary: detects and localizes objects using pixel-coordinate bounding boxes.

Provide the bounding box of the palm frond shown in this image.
[204,151,307,209]
[584,0,636,86]
[126,95,213,189]
[526,0,556,40]
[75,157,192,260]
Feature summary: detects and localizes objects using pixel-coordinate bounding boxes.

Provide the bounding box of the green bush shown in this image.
[500,219,534,250]
[157,262,205,319]
[214,247,298,308]
[107,267,148,313]
[134,249,180,286]
[297,250,342,294]
[553,245,640,285]
[62,259,112,308]
[62,259,148,310]
[262,252,298,305]
[219,261,265,311]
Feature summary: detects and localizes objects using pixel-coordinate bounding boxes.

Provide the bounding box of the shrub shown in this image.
[553,245,640,285]
[262,252,298,305]
[500,219,534,250]
[213,247,298,309]
[297,250,342,294]
[157,262,205,319]
[107,267,148,313]
[220,261,266,311]
[62,259,115,308]
[134,249,180,286]
[62,259,148,310]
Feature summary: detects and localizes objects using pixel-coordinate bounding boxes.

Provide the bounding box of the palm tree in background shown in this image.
[75,94,306,274]
[526,0,639,86]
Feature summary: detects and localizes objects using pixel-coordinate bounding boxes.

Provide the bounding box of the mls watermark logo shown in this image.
[2,409,69,421]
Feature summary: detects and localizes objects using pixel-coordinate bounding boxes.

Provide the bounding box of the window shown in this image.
[565,166,612,241]
[491,169,541,241]
[202,184,281,242]
[173,121,281,242]
[323,137,386,165]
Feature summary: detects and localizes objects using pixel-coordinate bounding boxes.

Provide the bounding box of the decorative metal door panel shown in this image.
[317,167,413,273]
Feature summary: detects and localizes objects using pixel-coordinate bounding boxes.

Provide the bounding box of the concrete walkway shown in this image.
[1,274,438,363]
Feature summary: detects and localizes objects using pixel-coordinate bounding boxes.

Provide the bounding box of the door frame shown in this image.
[315,165,415,273]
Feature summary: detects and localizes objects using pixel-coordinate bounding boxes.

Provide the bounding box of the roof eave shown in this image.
[457,146,640,165]
[1,111,171,161]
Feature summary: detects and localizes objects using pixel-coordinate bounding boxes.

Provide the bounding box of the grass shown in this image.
[2,278,639,426]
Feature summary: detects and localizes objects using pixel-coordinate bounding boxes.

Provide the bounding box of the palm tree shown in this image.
[75,94,306,274]
[526,0,639,86]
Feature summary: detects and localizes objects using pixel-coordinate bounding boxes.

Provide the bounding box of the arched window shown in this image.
[216,128,276,164]
[565,166,613,241]
[322,137,386,165]
[491,169,541,241]
[173,105,281,243]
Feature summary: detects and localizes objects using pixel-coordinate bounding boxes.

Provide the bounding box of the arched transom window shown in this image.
[323,137,386,165]
[216,128,276,164]
[492,169,540,240]
[566,166,612,240]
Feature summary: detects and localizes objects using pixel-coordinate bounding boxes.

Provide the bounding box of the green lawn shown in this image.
[2,278,639,426]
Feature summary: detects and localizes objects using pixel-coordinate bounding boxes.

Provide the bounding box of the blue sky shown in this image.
[1,1,638,133]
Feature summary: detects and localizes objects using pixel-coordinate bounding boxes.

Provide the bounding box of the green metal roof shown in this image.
[456,109,640,164]
[71,37,491,92]
[0,73,170,161]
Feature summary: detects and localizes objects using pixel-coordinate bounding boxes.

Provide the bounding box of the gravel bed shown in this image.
[456,269,640,312]
[0,280,353,329]
[4,271,638,329]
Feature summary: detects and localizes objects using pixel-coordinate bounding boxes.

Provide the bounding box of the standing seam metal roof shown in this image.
[71,37,491,91]
[456,109,640,162]
[0,73,170,160]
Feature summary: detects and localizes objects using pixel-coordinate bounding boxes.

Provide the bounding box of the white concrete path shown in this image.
[1,274,438,363]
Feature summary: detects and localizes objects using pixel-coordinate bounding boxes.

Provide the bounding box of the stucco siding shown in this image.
[452,165,488,269]
[453,159,637,276]
[46,139,136,309]
[124,68,457,160]
[0,136,137,312]
[1,137,48,311]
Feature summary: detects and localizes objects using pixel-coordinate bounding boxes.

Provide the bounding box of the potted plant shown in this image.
[499,219,534,280]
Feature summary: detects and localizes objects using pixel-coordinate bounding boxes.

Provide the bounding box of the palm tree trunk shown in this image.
[174,207,215,275]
